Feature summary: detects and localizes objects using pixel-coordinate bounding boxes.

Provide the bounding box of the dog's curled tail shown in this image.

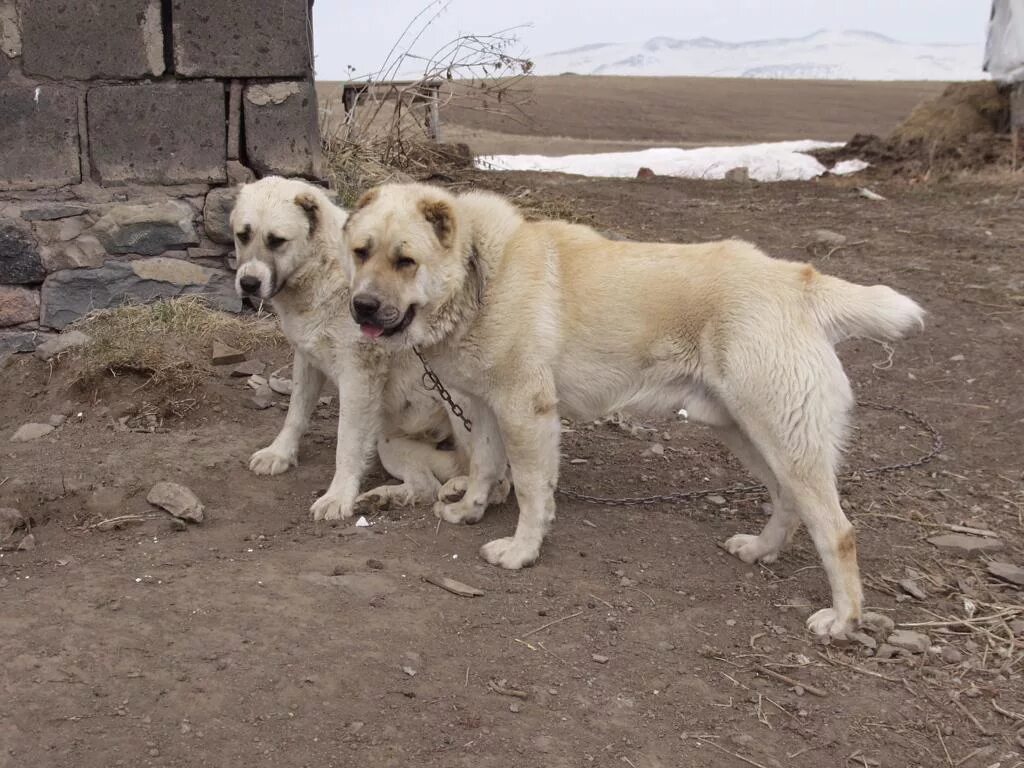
[812,274,925,344]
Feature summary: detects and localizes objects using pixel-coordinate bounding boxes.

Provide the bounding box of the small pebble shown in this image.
[509,702,521,713]
[591,654,609,664]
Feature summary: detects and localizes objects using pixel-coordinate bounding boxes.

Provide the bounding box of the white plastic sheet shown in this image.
[985,0,1024,82]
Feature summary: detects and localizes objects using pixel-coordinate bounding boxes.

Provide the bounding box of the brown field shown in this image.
[318,75,948,155]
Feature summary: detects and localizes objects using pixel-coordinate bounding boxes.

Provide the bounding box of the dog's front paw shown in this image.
[310,493,353,523]
[433,498,485,525]
[249,446,296,476]
[722,533,779,565]
[480,536,540,570]
[438,476,469,503]
[806,607,853,640]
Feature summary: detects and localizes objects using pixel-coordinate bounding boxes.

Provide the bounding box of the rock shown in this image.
[147,481,205,523]
[244,82,323,178]
[246,383,274,410]
[941,646,963,664]
[724,166,750,182]
[186,246,229,261]
[40,259,240,329]
[591,654,609,664]
[268,375,293,395]
[230,359,265,377]
[0,286,41,327]
[247,374,268,389]
[10,423,55,442]
[0,220,45,284]
[47,414,67,428]
[861,612,895,635]
[811,229,847,247]
[225,161,256,185]
[847,631,877,650]
[636,167,656,179]
[706,494,727,506]
[40,235,108,272]
[366,558,385,571]
[927,533,1005,557]
[508,702,521,713]
[898,579,928,600]
[21,204,90,222]
[644,442,665,457]
[92,200,199,256]
[886,629,930,654]
[34,330,91,360]
[656,641,675,652]
[203,188,238,245]
[17,533,36,551]
[211,341,245,365]
[0,507,25,543]
[874,644,900,660]
[857,187,886,201]
[987,561,1024,587]
[1,330,51,355]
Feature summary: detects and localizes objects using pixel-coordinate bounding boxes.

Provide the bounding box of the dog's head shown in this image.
[341,183,465,344]
[230,177,331,301]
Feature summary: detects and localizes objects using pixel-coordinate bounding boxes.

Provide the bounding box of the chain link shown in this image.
[413,350,944,508]
[413,346,472,432]
[557,401,944,506]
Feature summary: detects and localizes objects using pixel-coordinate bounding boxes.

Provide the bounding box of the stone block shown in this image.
[88,82,226,185]
[203,187,237,244]
[0,1,20,58]
[0,286,40,327]
[172,0,311,77]
[0,219,44,284]
[20,0,163,79]
[92,200,199,256]
[40,235,107,272]
[41,258,241,329]
[244,81,323,178]
[21,204,90,222]
[0,86,81,190]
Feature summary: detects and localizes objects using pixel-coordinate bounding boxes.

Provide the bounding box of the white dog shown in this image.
[339,182,925,639]
[230,176,471,520]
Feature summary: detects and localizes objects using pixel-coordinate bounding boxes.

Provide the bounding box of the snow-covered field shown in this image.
[534,29,985,81]
[476,141,869,182]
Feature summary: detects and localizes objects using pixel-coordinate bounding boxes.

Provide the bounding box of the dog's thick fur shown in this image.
[341,182,925,639]
[230,176,471,520]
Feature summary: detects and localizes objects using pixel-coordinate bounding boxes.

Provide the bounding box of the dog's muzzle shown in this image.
[351,294,415,339]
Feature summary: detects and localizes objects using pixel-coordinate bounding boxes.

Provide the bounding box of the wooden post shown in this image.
[1012,83,1024,172]
[427,83,441,142]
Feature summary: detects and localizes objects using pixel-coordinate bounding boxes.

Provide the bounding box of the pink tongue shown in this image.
[360,324,384,339]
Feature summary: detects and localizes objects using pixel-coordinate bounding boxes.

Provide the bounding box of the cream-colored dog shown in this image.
[339,182,925,640]
[230,176,470,520]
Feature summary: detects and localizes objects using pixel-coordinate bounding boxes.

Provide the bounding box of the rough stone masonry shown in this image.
[0,0,324,351]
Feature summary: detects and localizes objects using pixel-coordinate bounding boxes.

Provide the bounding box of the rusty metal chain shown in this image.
[556,401,944,507]
[413,346,473,432]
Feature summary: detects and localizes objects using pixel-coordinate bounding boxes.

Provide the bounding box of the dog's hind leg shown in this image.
[716,423,799,565]
[355,436,463,512]
[249,351,325,475]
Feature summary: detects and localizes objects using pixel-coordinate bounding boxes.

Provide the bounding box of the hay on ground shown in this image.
[891,81,1009,147]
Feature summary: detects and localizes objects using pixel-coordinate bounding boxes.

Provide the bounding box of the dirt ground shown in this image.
[318,75,947,155]
[3,169,1024,768]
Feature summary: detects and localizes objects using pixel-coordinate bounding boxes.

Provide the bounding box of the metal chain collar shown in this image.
[413,350,944,507]
[413,346,473,432]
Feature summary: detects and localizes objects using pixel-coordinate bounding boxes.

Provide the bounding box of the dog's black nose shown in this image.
[239,276,261,295]
[352,294,381,319]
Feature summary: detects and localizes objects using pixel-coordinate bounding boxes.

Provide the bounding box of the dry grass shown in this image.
[892,81,1009,147]
[65,297,284,393]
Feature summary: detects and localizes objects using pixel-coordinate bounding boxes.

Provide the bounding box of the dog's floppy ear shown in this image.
[418,198,454,247]
[355,188,379,210]
[294,192,319,231]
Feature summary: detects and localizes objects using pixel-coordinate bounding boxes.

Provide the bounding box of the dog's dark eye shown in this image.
[353,247,370,262]
[236,230,251,245]
[395,256,416,270]
[266,234,286,250]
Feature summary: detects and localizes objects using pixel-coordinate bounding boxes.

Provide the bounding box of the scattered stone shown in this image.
[247,374,268,389]
[987,561,1024,587]
[0,286,41,327]
[401,665,417,677]
[0,507,26,543]
[169,518,188,532]
[211,341,245,366]
[34,330,91,361]
[47,414,66,428]
[847,631,877,650]
[366,558,385,571]
[811,229,847,247]
[591,654,609,664]
[509,702,522,713]
[724,166,750,182]
[246,383,274,410]
[636,167,656,179]
[886,629,930,654]
[230,359,265,377]
[10,423,55,442]
[706,494,727,506]
[949,353,965,362]
[17,533,36,551]
[644,443,665,457]
[268,374,293,396]
[874,644,900,660]
[146,481,205,523]
[655,641,675,652]
[92,200,199,256]
[620,576,638,587]
[941,646,963,664]
[861,612,895,635]
[857,187,886,201]
[927,533,1005,557]
[898,579,928,600]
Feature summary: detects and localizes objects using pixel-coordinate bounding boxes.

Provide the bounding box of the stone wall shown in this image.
[0,0,323,352]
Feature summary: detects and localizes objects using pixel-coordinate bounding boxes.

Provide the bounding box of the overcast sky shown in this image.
[311,0,991,79]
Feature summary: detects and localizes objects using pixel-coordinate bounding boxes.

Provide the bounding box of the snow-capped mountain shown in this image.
[533,29,986,81]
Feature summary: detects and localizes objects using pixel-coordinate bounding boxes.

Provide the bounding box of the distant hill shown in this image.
[533,29,985,81]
